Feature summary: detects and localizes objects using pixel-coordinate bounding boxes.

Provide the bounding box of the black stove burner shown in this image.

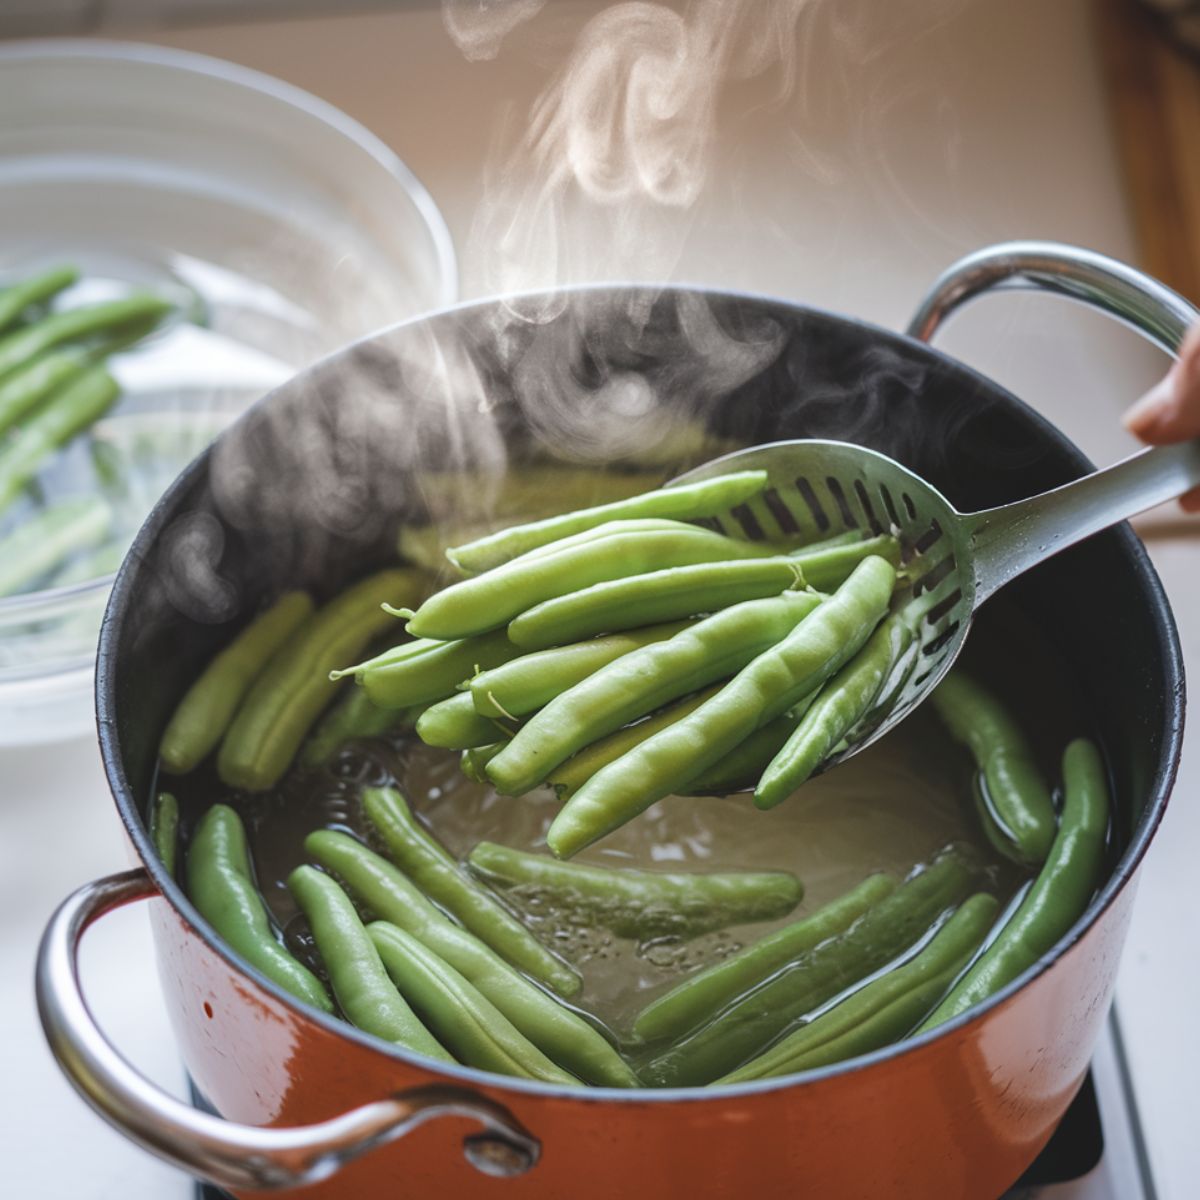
[191,1071,1103,1199]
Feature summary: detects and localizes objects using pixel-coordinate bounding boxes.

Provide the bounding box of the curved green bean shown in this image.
[718,892,1000,1082]
[631,873,897,1044]
[0,497,112,596]
[755,615,912,808]
[0,265,79,332]
[446,470,769,573]
[288,865,450,1058]
[0,367,120,511]
[187,805,331,1011]
[506,557,804,650]
[405,520,776,640]
[217,570,420,791]
[333,628,520,710]
[149,791,179,879]
[307,830,635,1085]
[930,669,1057,865]
[487,589,824,797]
[919,738,1109,1030]
[369,924,581,1084]
[471,621,694,719]
[547,556,896,858]
[0,349,89,437]
[467,842,803,941]
[160,592,314,775]
[363,787,580,997]
[638,849,973,1086]
[415,692,514,749]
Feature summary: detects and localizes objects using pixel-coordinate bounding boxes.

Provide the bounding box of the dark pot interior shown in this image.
[98,286,1183,944]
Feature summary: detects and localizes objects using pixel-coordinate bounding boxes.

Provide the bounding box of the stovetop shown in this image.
[193,1012,1155,1200]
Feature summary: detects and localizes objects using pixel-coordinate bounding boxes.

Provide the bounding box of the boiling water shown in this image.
[160,598,1090,1044]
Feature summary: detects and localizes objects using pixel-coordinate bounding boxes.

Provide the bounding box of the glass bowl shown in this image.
[0,39,457,745]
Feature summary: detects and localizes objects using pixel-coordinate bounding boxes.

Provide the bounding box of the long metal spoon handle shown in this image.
[965,440,1200,600]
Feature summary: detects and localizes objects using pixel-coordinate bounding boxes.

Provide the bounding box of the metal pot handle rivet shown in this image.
[35,868,540,1191]
[907,239,1197,356]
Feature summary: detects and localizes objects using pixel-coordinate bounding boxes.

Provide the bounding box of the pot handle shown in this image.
[36,868,540,1191]
[906,240,1199,355]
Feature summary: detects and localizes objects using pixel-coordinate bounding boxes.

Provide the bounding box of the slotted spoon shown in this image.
[671,434,1200,768]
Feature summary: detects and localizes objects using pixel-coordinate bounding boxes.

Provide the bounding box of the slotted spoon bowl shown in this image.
[673,422,1200,770]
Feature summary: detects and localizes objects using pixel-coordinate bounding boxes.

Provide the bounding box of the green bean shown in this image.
[632,874,897,1043]
[930,669,1057,865]
[0,294,171,381]
[0,265,79,332]
[363,787,580,997]
[288,865,450,1058]
[301,689,413,767]
[755,615,913,808]
[638,848,973,1086]
[415,692,515,749]
[507,558,805,650]
[405,520,777,640]
[487,590,825,798]
[683,709,807,796]
[789,533,901,591]
[471,621,694,719]
[718,892,1000,1082]
[0,367,120,511]
[446,471,769,572]
[217,570,420,792]
[149,791,179,879]
[0,349,90,437]
[307,831,635,1085]
[467,842,803,942]
[159,592,314,775]
[919,738,1109,1030]
[547,687,723,800]
[547,556,896,858]
[0,497,112,596]
[462,741,507,783]
[187,805,331,1011]
[368,924,581,1084]
[333,628,520,710]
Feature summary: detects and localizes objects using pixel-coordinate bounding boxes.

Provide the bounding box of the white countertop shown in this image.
[2,1,1196,1196]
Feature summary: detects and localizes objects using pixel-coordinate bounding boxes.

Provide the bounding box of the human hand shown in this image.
[1123,321,1200,512]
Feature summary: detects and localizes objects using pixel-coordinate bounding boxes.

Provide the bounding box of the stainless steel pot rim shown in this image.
[96,282,1185,1105]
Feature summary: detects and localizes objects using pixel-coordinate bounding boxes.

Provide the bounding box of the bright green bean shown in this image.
[405,520,777,640]
[217,571,420,791]
[637,849,973,1086]
[755,615,912,808]
[288,865,450,1058]
[919,738,1109,1030]
[363,787,580,997]
[415,692,514,749]
[0,367,120,511]
[301,688,412,766]
[0,265,78,332]
[333,628,521,710]
[471,621,694,719]
[0,349,90,438]
[160,592,314,775]
[368,924,581,1084]
[631,873,897,1043]
[467,842,803,941]
[506,558,805,650]
[187,805,331,1012]
[930,669,1057,865]
[547,556,896,858]
[718,893,1000,1082]
[547,687,723,800]
[307,830,635,1085]
[790,533,901,591]
[0,293,171,381]
[488,590,825,798]
[0,497,112,596]
[446,470,769,572]
[149,791,179,879]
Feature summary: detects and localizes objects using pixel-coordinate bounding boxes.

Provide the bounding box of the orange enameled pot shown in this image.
[38,243,1191,1199]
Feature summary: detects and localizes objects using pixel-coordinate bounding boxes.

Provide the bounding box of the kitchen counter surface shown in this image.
[3,2,1196,1196]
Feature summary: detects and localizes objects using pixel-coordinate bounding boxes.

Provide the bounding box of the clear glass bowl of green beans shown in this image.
[0,40,457,745]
